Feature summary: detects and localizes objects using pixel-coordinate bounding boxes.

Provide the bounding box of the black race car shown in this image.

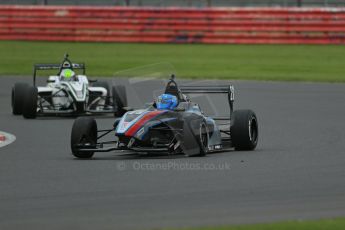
[70,76,258,158]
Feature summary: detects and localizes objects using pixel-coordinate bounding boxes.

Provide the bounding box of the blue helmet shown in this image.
[156,94,178,110]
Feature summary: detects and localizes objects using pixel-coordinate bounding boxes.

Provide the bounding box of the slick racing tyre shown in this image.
[112,85,127,117]
[12,82,29,115]
[22,86,38,119]
[90,81,111,109]
[230,110,258,151]
[71,117,97,159]
[198,121,209,157]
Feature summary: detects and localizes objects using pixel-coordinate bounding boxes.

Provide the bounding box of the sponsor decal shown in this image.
[125,110,166,136]
[55,10,69,17]
[215,145,222,150]
[121,122,130,130]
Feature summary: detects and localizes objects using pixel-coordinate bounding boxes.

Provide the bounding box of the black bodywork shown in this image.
[70,75,258,158]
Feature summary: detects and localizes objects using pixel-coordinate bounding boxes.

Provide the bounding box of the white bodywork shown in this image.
[37,75,108,112]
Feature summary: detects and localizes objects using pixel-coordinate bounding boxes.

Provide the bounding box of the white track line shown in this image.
[0,131,16,148]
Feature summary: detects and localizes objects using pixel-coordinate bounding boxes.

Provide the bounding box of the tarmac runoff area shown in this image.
[0,76,345,230]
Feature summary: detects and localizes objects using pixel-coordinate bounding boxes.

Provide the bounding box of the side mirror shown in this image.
[89,79,97,83]
[47,79,55,83]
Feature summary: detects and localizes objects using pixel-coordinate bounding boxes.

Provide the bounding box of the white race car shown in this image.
[11,54,127,119]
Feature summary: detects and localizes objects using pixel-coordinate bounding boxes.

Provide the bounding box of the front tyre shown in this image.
[22,86,38,119]
[71,117,97,159]
[12,82,29,115]
[230,110,258,151]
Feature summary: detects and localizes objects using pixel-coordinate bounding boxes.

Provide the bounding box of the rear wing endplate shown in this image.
[180,85,235,120]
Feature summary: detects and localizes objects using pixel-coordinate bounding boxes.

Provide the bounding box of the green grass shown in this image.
[166,218,345,230]
[1,41,345,82]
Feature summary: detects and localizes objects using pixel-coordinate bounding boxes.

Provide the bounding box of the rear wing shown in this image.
[32,54,86,86]
[180,85,235,120]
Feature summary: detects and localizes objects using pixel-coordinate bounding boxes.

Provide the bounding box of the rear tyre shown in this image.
[12,83,29,115]
[230,110,258,150]
[198,121,209,157]
[90,81,110,108]
[22,86,38,119]
[112,85,127,117]
[71,117,97,159]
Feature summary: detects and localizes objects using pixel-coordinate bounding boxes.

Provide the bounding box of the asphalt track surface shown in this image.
[0,76,345,230]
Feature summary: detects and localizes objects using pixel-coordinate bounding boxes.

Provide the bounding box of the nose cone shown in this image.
[125,110,166,137]
[116,110,166,137]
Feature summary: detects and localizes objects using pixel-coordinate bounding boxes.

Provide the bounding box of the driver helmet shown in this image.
[60,69,75,81]
[156,94,178,110]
